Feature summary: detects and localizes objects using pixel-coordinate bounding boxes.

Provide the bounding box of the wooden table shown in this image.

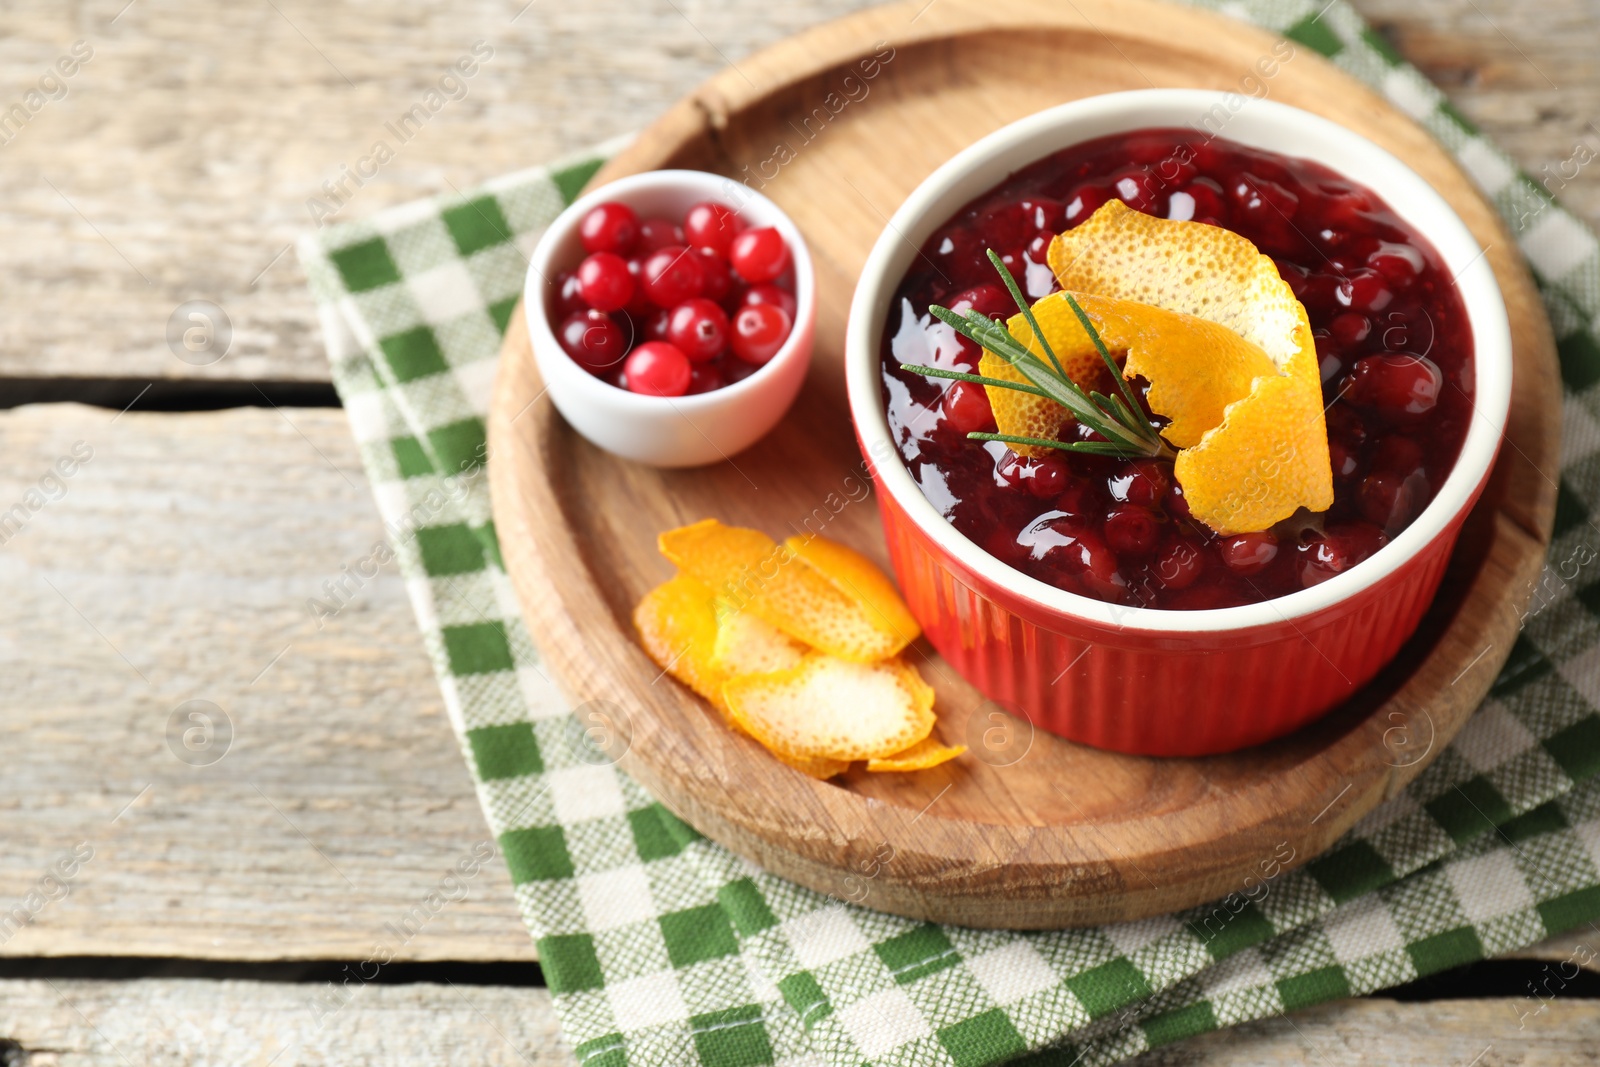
[2,0,1596,1062]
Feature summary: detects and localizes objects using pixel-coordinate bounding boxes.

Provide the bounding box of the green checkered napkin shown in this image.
[298,2,1600,1063]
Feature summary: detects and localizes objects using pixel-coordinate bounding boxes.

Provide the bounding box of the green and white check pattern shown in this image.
[298,2,1600,1063]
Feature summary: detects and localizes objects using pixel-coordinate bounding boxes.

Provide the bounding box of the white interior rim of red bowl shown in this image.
[845,89,1514,635]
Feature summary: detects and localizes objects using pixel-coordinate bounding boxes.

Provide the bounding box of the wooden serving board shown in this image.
[488,0,1559,927]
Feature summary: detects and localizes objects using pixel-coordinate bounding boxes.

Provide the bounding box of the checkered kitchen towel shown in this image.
[298,2,1600,1064]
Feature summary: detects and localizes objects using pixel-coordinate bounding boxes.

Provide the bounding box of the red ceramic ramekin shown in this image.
[845,91,1512,756]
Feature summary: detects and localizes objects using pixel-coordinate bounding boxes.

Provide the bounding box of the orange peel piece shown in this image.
[659,519,909,662]
[723,654,936,762]
[1038,200,1331,534]
[710,603,807,677]
[866,737,966,772]
[774,751,852,780]
[633,573,727,710]
[983,293,1273,455]
[781,534,920,649]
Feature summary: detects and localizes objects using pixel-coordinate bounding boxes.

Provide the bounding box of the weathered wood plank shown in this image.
[0,979,572,1066]
[1134,996,1600,1064]
[4,982,1599,1066]
[0,0,879,382]
[0,403,536,961]
[0,0,1594,382]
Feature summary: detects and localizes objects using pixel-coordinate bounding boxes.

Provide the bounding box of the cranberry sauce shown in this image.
[880,129,1475,610]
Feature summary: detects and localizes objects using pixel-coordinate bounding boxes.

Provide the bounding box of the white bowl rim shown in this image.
[845,89,1513,635]
[524,168,816,414]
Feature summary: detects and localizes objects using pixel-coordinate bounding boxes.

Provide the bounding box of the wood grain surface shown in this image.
[0,0,1595,382]
[0,404,535,962]
[6,978,1600,1066]
[0,978,571,1066]
[1,0,1598,1060]
[489,0,1558,928]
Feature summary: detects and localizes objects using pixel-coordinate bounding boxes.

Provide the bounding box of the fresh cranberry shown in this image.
[925,227,989,286]
[683,201,743,256]
[666,298,729,363]
[557,310,627,373]
[947,284,1012,321]
[1124,134,1177,164]
[576,252,634,313]
[1019,196,1065,233]
[623,341,692,397]
[551,271,587,318]
[729,227,791,284]
[1064,185,1106,224]
[1109,460,1170,508]
[623,256,653,316]
[1026,231,1055,264]
[1369,434,1423,475]
[1181,178,1225,221]
[729,304,792,365]
[640,246,705,307]
[1367,242,1424,287]
[1328,438,1360,480]
[1376,305,1436,356]
[995,449,1035,489]
[977,202,1031,249]
[1165,480,1193,522]
[724,358,758,385]
[1218,531,1278,576]
[1112,168,1159,213]
[1155,538,1204,589]
[1275,260,1310,298]
[942,382,995,434]
[1319,189,1376,231]
[1300,273,1348,314]
[1313,330,1337,364]
[641,306,672,342]
[1296,522,1385,587]
[1055,476,1102,518]
[1336,268,1393,314]
[1330,312,1371,346]
[1324,405,1368,449]
[1359,471,1425,530]
[1344,354,1442,418]
[693,249,733,303]
[636,217,684,252]
[1024,455,1068,498]
[743,284,797,320]
[1104,506,1159,556]
[1296,535,1346,587]
[1324,237,1381,276]
[578,201,639,256]
[688,361,726,395]
[1239,173,1299,218]
[1075,534,1128,601]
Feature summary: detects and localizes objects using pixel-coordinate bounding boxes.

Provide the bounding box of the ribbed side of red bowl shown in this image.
[874,482,1468,756]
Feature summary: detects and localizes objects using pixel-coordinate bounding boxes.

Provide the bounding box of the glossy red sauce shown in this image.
[880,129,1475,609]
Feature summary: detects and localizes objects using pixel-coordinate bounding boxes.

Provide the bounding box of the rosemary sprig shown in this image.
[900,250,1174,461]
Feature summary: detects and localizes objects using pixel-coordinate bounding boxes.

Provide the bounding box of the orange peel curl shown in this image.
[633,573,728,712]
[659,519,913,662]
[979,200,1331,534]
[723,654,936,762]
[866,737,967,772]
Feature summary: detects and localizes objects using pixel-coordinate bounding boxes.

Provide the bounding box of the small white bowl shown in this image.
[524,169,815,468]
